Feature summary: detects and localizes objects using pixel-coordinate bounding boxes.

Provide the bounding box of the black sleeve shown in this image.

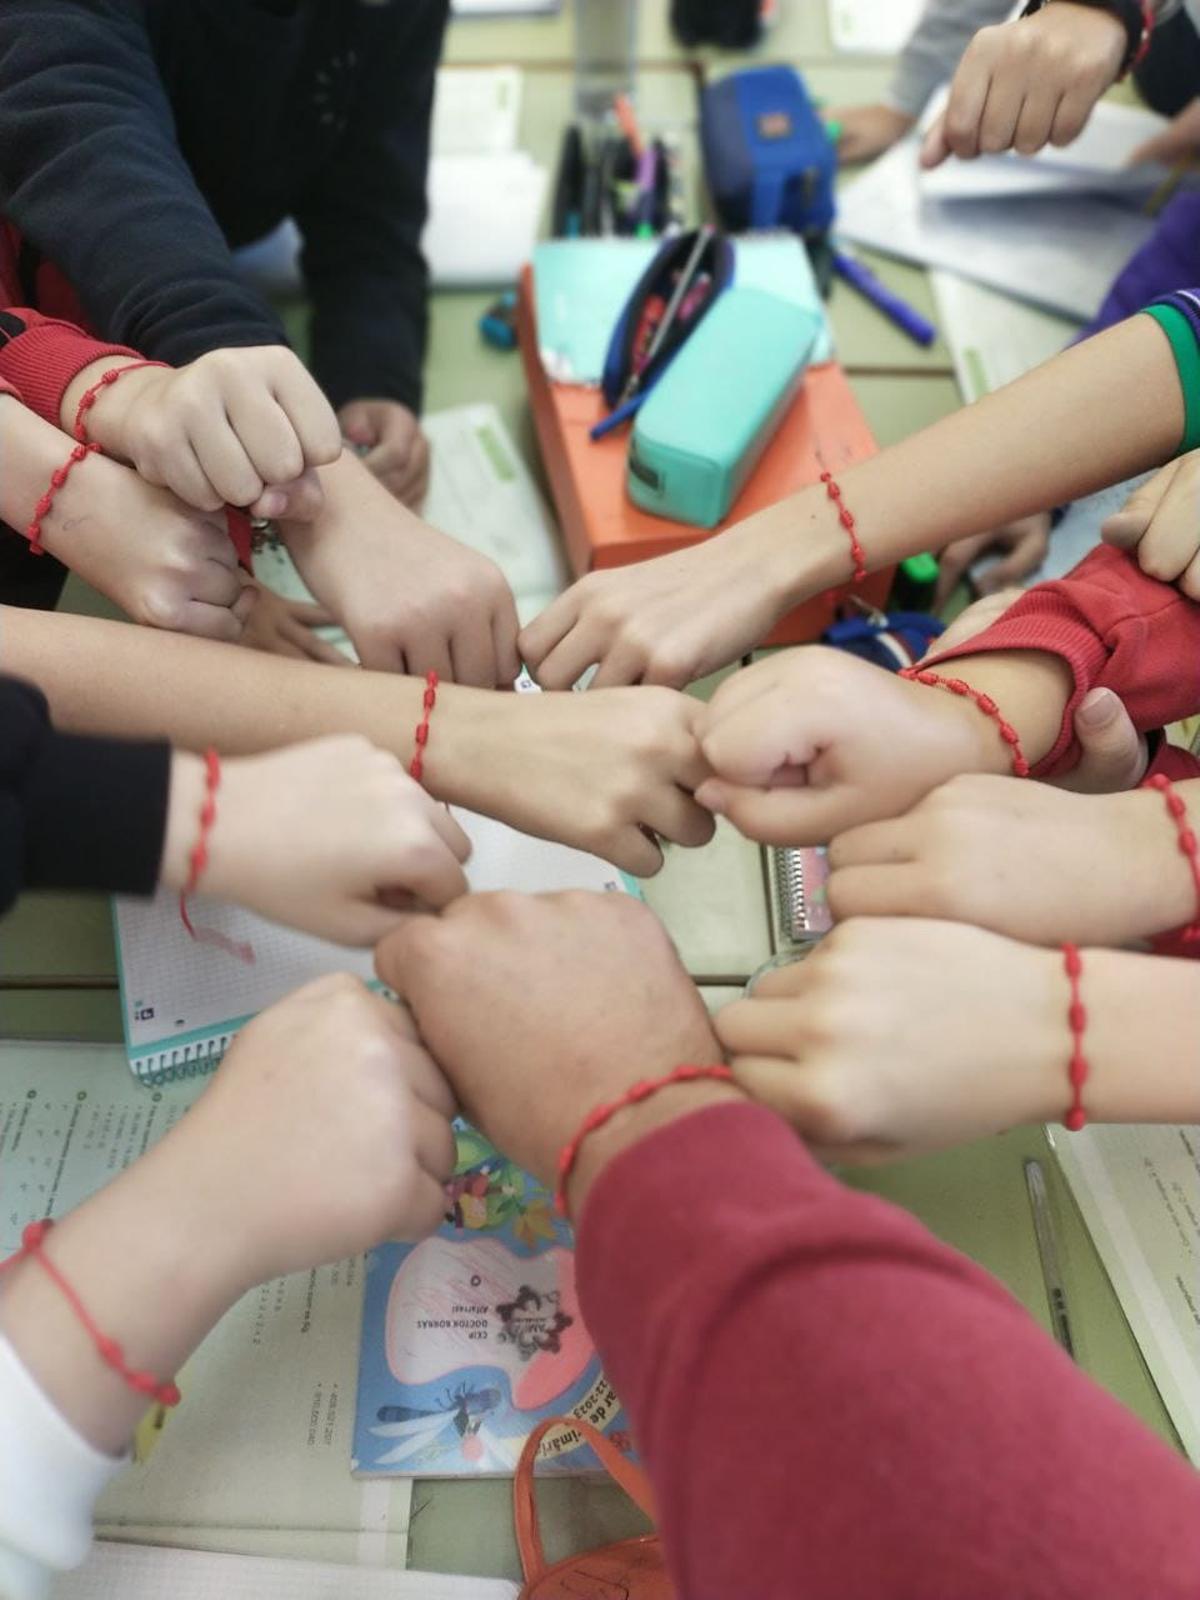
[0,0,286,363]
[293,0,449,413]
[0,676,170,913]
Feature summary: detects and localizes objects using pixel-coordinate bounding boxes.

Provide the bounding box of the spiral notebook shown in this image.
[770,845,833,949]
[114,811,630,1086]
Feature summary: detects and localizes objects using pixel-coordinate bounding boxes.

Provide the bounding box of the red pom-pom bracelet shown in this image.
[72,360,169,444]
[409,670,439,783]
[26,441,102,556]
[899,668,1031,778]
[0,1220,181,1408]
[1061,943,1090,1133]
[818,470,867,584]
[554,1064,735,1218]
[1146,774,1200,942]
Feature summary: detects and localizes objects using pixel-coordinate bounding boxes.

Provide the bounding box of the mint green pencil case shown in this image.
[626,287,820,529]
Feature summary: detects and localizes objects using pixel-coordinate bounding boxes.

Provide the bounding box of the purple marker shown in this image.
[831,247,937,349]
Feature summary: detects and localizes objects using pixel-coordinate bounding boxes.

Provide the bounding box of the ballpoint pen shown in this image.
[1024,1157,1077,1360]
[831,244,937,348]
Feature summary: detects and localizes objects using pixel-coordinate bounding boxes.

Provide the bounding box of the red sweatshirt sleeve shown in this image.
[921,546,1200,778]
[0,307,140,430]
[577,1103,1200,1600]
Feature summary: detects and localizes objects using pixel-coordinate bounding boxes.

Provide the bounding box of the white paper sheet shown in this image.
[1049,1123,1200,1465]
[920,94,1171,202]
[930,269,1078,402]
[432,68,523,157]
[424,152,548,288]
[838,137,1154,319]
[827,0,924,54]
[59,1543,518,1599]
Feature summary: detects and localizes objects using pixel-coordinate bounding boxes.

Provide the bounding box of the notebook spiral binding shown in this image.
[773,845,811,946]
[134,1030,235,1088]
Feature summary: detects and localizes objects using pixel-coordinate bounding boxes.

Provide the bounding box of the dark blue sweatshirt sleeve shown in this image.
[0,675,170,913]
[293,0,448,414]
[0,0,286,363]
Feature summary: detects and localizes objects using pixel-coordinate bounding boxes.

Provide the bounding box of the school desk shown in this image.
[0,5,1182,1581]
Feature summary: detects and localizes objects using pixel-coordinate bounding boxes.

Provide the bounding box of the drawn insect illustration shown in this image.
[370,1382,508,1469]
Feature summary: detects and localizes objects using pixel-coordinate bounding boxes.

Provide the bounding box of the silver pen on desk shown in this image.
[1024,1157,1076,1361]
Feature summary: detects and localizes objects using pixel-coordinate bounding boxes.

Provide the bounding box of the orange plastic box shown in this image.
[517,265,893,646]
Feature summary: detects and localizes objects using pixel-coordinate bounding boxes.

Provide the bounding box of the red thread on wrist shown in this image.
[26,441,102,556]
[72,360,169,444]
[409,670,439,783]
[899,668,1031,778]
[0,1220,181,1407]
[176,750,253,964]
[1061,944,1089,1132]
[818,471,867,584]
[1147,774,1200,941]
[554,1064,735,1219]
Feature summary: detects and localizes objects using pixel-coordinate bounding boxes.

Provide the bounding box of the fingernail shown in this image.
[694,781,725,815]
[1076,688,1117,728]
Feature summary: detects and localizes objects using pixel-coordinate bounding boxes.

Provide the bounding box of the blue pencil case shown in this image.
[701,66,836,239]
[627,286,820,528]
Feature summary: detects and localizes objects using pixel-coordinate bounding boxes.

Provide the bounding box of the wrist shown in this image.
[1121,782,1200,936]
[1042,0,1138,74]
[567,1080,746,1218]
[924,649,1075,772]
[159,750,206,892]
[747,485,857,611]
[59,358,163,453]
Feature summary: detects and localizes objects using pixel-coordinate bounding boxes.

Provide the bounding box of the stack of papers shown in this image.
[837,136,1154,320]
[424,68,548,287]
[920,95,1172,202]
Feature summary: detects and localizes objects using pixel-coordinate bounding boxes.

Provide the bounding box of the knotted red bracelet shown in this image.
[72,360,169,444]
[176,749,255,963]
[1061,943,1090,1133]
[818,470,867,584]
[409,670,439,783]
[899,668,1031,778]
[554,1064,735,1218]
[0,1220,181,1407]
[26,441,101,556]
[1147,774,1200,942]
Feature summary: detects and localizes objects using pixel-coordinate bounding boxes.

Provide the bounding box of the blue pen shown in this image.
[831,247,936,349]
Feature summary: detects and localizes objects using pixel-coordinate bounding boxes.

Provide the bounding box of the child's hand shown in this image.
[1101,453,1200,600]
[375,892,727,1192]
[280,452,519,683]
[519,522,789,690]
[920,3,1125,168]
[715,919,1066,1162]
[693,647,1031,844]
[826,103,916,166]
[338,398,430,507]
[452,685,716,877]
[238,579,352,666]
[67,347,342,521]
[41,454,255,641]
[162,736,472,943]
[168,975,457,1282]
[933,512,1051,607]
[827,772,1197,947]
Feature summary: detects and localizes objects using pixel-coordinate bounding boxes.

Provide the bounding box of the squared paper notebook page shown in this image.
[60,1543,517,1599]
[114,811,628,1084]
[837,138,1154,320]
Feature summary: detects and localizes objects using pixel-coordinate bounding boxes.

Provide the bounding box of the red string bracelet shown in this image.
[899,668,1031,778]
[1147,774,1200,942]
[176,749,255,963]
[1061,944,1090,1133]
[26,441,102,556]
[409,670,439,783]
[554,1064,735,1218]
[72,360,169,444]
[0,1220,181,1407]
[818,470,867,584]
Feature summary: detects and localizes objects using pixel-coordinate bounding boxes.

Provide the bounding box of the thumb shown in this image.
[1059,689,1148,793]
[1103,461,1178,549]
[337,401,378,447]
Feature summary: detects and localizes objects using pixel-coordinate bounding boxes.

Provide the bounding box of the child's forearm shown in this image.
[0,393,93,536]
[0,604,499,814]
[750,314,1186,605]
[1073,949,1200,1123]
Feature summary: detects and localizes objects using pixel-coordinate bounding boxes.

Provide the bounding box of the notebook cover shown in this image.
[517,265,892,645]
[352,1125,630,1479]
